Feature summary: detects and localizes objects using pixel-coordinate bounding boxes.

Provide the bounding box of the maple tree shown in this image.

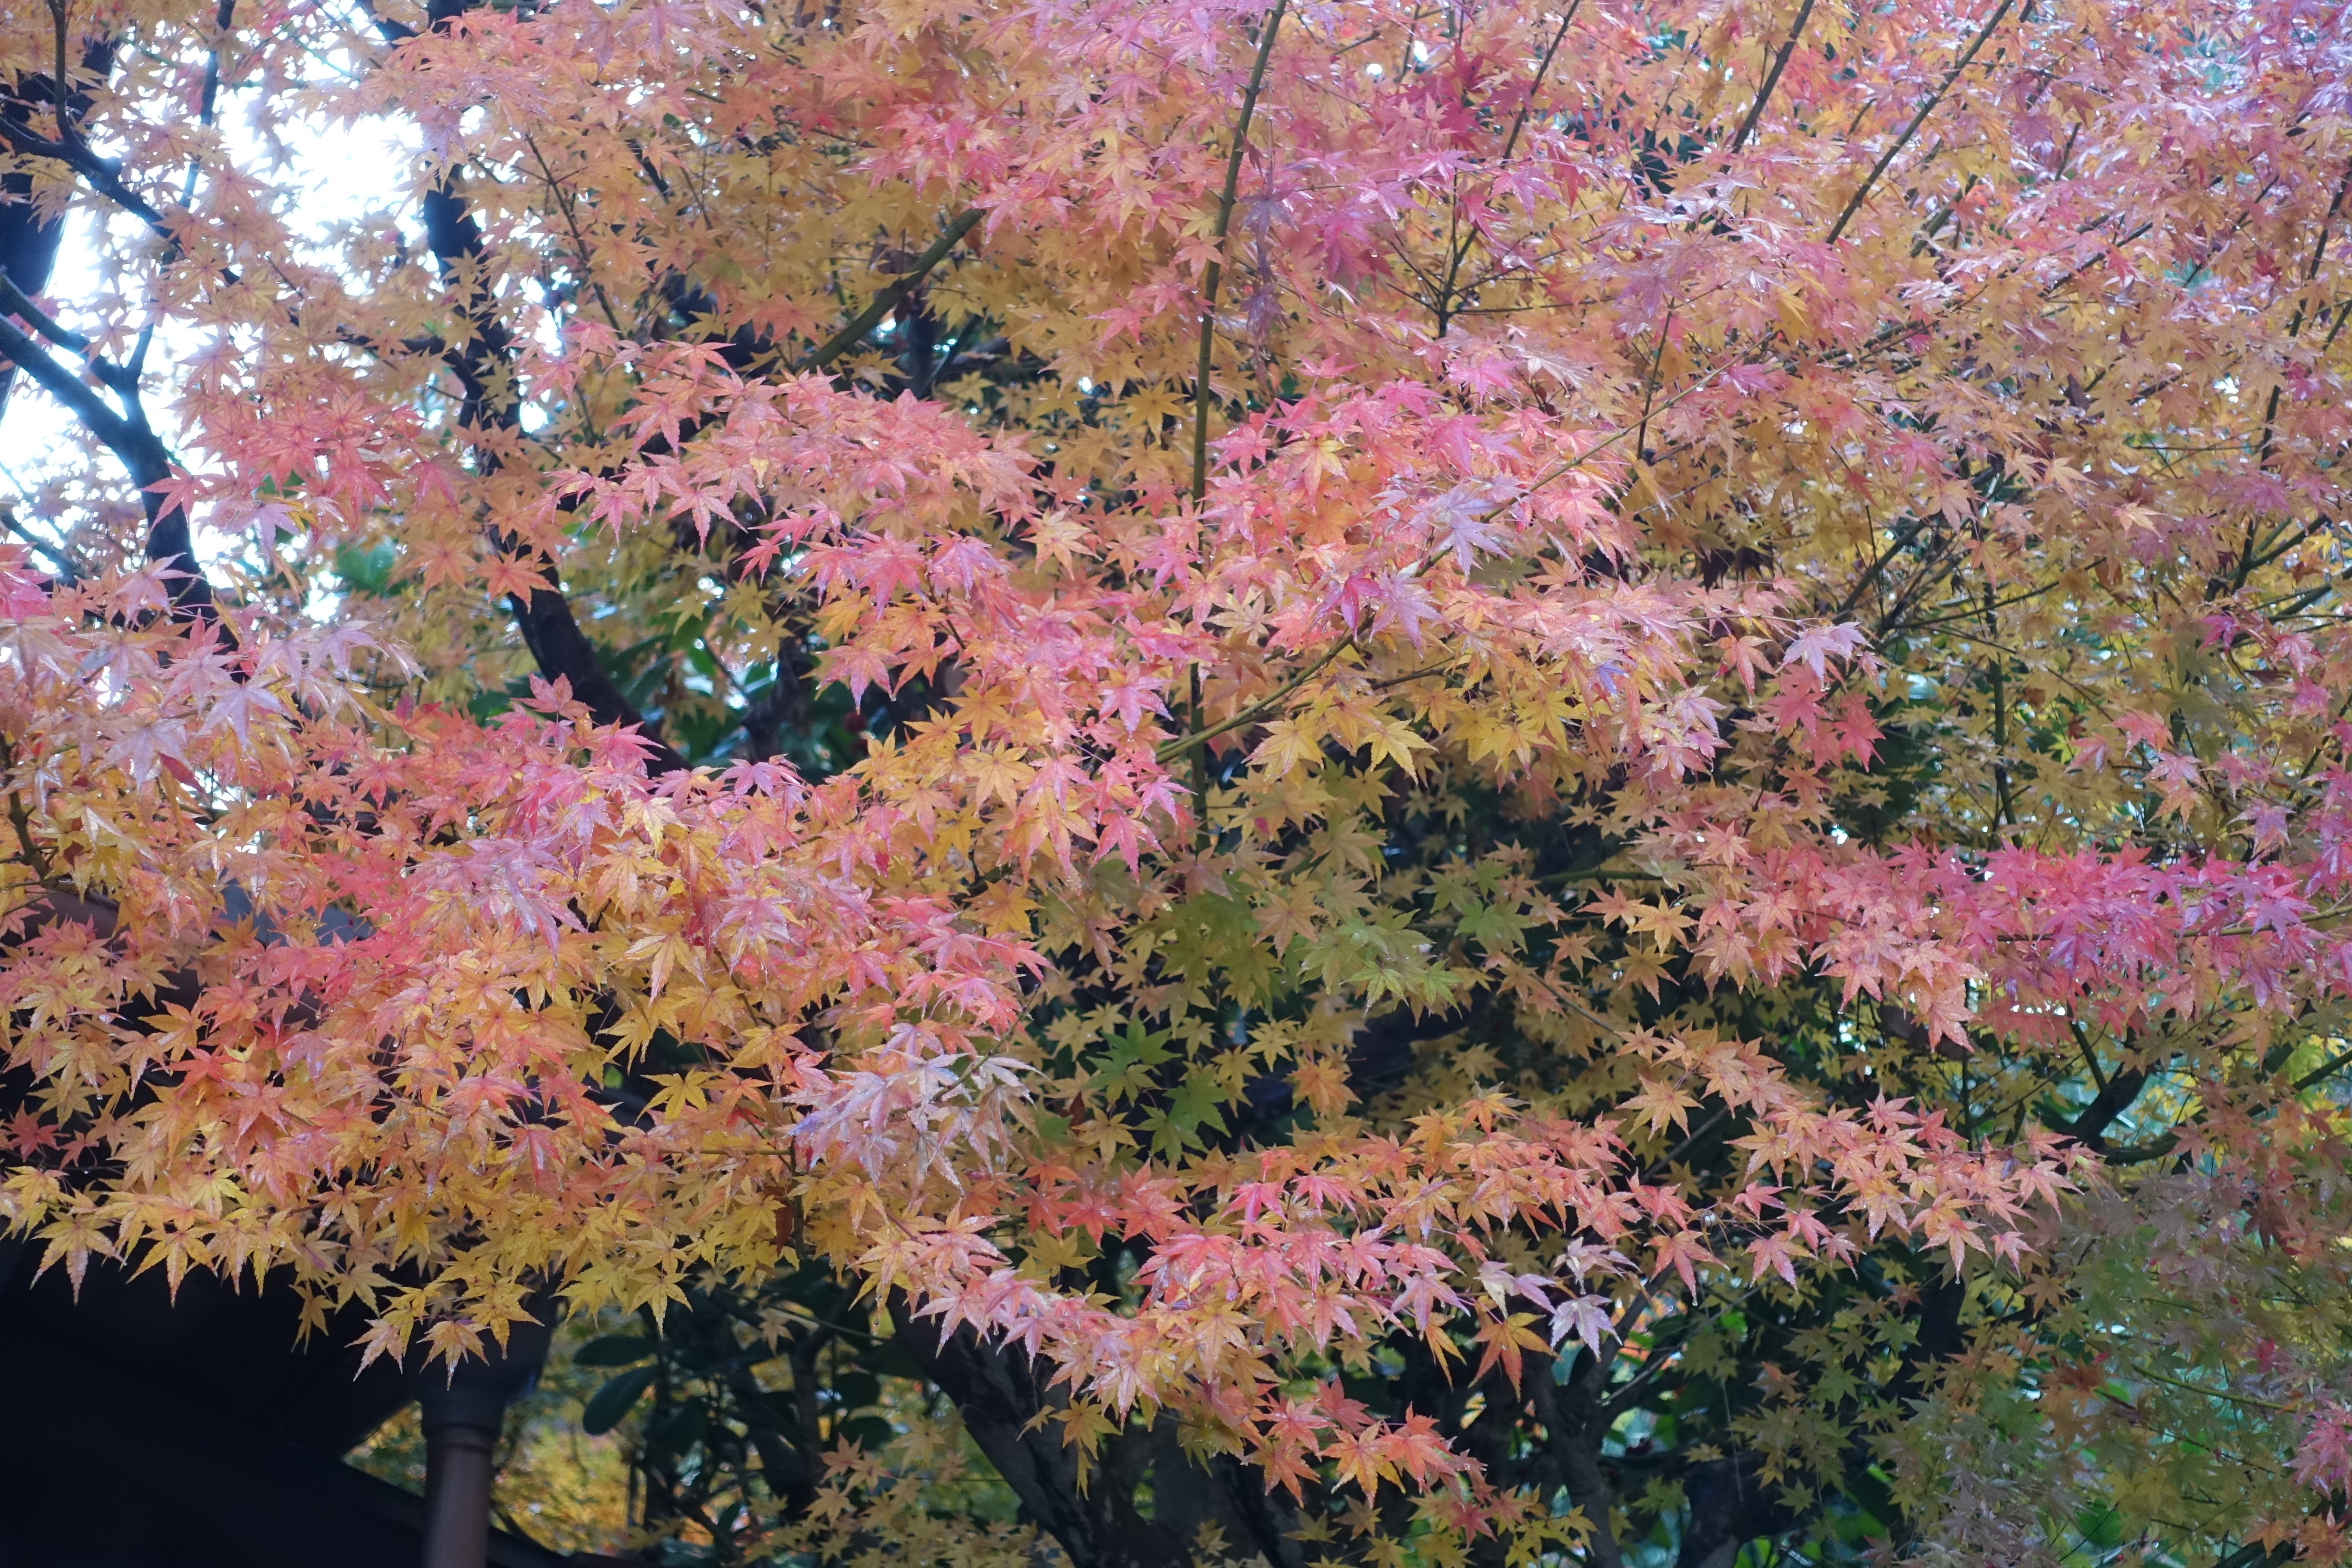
[3,0,2352,1560]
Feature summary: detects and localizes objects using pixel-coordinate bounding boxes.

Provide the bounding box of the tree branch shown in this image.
[889,1297,1194,1568]
[0,38,114,420]
[1188,0,1286,506]
[408,131,686,768]
[0,116,177,245]
[1725,0,1815,156]
[0,311,220,627]
[1672,1451,1807,1568]
[1823,0,2013,245]
[1528,1350,1627,1568]
[2058,1065,2149,1153]
[796,208,983,375]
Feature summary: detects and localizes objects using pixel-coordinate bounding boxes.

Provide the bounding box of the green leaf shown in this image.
[836,1415,894,1452]
[857,1341,924,1381]
[581,1365,658,1434]
[574,1334,658,1368]
[333,541,398,596]
[2076,1501,2124,1550]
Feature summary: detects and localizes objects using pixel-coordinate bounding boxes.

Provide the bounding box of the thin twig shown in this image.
[797,209,984,375]
[1825,0,2014,245]
[1834,518,1930,620]
[1156,635,1353,766]
[49,0,74,147]
[0,505,80,582]
[1188,0,1289,503]
[1182,0,1289,808]
[1725,0,1814,156]
[1429,0,1584,331]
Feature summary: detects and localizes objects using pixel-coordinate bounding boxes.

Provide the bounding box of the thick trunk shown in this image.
[1671,1452,1806,1568]
[889,1298,1194,1568]
[0,43,111,424]
[419,1407,499,1568]
[1146,1424,1308,1568]
[1530,1351,1627,1568]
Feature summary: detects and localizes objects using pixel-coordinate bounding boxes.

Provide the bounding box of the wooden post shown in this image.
[414,1316,554,1568]
[419,1375,506,1568]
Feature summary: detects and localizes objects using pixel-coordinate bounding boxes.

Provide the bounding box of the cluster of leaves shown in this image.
[3,0,2352,1562]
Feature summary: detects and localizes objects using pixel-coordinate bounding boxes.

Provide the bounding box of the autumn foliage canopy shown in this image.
[2,0,2351,1559]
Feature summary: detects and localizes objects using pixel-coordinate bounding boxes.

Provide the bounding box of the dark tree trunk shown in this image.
[890,1298,1195,1568]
